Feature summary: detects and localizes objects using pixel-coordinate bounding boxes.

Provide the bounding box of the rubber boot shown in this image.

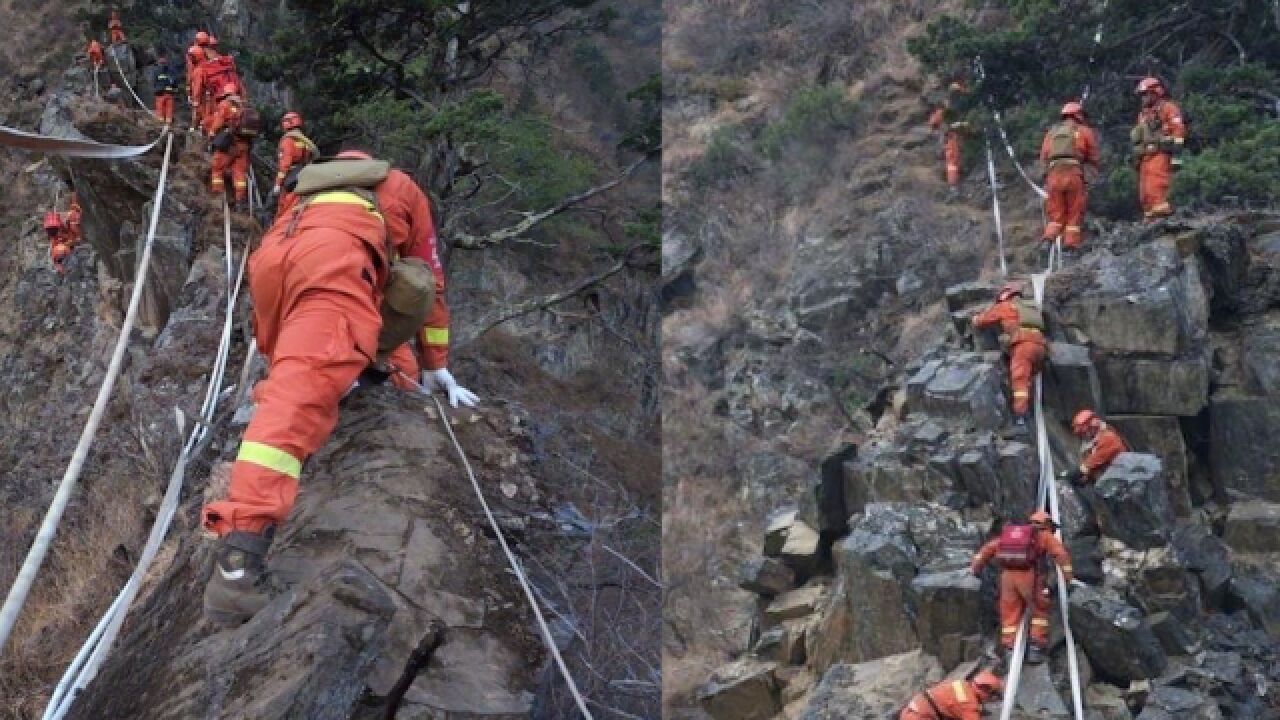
[1025,644,1046,665]
[203,529,271,626]
[1004,413,1030,439]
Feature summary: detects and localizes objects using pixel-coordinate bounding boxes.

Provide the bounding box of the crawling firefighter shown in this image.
[207,82,258,210]
[200,151,477,626]
[971,511,1073,664]
[1061,409,1129,486]
[972,281,1045,435]
[900,670,1004,720]
[1039,102,1099,252]
[1131,77,1186,221]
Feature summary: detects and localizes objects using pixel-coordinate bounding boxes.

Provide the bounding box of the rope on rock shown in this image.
[974,56,1048,200]
[44,197,250,720]
[409,376,594,719]
[109,47,152,116]
[983,130,1009,276]
[0,124,164,158]
[0,130,176,655]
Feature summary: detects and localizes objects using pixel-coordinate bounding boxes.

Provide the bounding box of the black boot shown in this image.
[203,529,272,627]
[1004,413,1030,438]
[1026,644,1046,665]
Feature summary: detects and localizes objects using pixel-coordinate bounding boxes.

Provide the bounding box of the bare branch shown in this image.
[450,154,654,248]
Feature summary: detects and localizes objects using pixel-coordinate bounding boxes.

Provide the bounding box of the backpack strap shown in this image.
[922,688,950,719]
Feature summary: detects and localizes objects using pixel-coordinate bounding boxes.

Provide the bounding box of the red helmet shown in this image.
[1061,101,1083,119]
[281,111,303,131]
[1071,409,1100,437]
[1136,77,1163,95]
[218,82,238,98]
[336,150,373,160]
[195,31,210,46]
[971,670,1004,700]
[997,281,1023,302]
[1029,510,1052,526]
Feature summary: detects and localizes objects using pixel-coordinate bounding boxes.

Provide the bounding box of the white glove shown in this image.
[421,368,479,408]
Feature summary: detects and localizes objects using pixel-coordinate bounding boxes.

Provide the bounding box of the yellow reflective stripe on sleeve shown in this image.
[1001,626,1018,634]
[237,441,301,478]
[1031,618,1050,626]
[952,681,968,703]
[423,327,449,345]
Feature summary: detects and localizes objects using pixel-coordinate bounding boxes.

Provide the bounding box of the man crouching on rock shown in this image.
[199,150,478,626]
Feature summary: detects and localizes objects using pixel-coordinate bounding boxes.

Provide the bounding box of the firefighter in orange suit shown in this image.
[971,511,1073,663]
[972,281,1046,433]
[1062,409,1129,486]
[1039,102,1099,249]
[900,671,1004,720]
[1132,77,1186,220]
[200,151,476,626]
[208,83,250,208]
[928,81,969,189]
[86,39,105,73]
[271,111,318,210]
[186,31,211,110]
[108,10,125,45]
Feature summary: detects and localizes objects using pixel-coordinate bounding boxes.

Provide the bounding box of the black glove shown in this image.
[1063,467,1085,486]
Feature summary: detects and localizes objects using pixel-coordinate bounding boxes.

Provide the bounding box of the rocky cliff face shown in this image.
[0,3,658,718]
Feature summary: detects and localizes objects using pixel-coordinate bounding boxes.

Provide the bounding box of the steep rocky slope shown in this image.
[0,2,658,718]
[663,0,1280,717]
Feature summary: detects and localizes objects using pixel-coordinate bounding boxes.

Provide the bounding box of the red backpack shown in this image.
[995,524,1039,569]
[43,210,63,233]
[203,55,239,93]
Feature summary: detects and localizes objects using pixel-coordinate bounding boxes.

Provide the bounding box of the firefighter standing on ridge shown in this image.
[972,281,1046,435]
[971,511,1073,664]
[1131,77,1186,221]
[1039,102,1099,252]
[153,55,178,126]
[928,81,970,194]
[200,150,477,626]
[108,10,125,45]
[208,83,251,210]
[1062,409,1129,486]
[86,38,105,77]
[271,111,318,209]
[900,671,1004,720]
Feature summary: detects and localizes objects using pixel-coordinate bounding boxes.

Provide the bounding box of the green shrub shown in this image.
[758,85,856,160]
[689,125,747,188]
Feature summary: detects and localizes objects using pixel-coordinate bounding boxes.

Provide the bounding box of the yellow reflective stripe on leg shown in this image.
[423,327,449,345]
[952,681,968,703]
[1013,391,1030,398]
[1031,618,1050,627]
[1001,626,1018,634]
[237,441,301,478]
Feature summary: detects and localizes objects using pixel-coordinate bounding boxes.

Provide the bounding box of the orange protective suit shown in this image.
[65,198,82,244]
[274,132,316,193]
[86,40,105,70]
[972,528,1073,649]
[972,299,1046,416]
[108,12,125,45]
[929,106,962,187]
[192,51,240,134]
[900,679,985,720]
[185,44,205,101]
[1079,423,1128,482]
[1040,120,1099,248]
[201,167,453,537]
[209,97,250,203]
[1136,99,1186,220]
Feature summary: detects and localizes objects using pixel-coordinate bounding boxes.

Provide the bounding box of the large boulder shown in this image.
[906,352,1008,430]
[1042,342,1103,423]
[697,660,780,720]
[1069,585,1166,683]
[740,556,797,597]
[1209,393,1280,502]
[801,651,944,720]
[1134,686,1224,720]
[1093,354,1209,416]
[1014,662,1070,718]
[1093,453,1175,550]
[841,444,927,515]
[1228,571,1280,637]
[1107,416,1191,517]
[1169,522,1233,602]
[1223,501,1280,554]
[909,569,983,666]
[1240,316,1280,394]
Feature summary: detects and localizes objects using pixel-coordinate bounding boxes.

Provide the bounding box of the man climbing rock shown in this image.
[928,81,969,193]
[971,511,1073,664]
[185,31,210,123]
[1062,409,1129,486]
[272,111,317,207]
[899,670,1004,719]
[153,55,178,126]
[1131,77,1185,221]
[85,38,105,76]
[1039,101,1099,251]
[108,9,126,45]
[208,82,252,210]
[192,40,241,136]
[200,151,477,626]
[972,281,1045,434]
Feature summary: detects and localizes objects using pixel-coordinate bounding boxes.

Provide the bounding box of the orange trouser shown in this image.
[201,95,219,135]
[211,140,250,202]
[999,568,1051,648]
[1044,165,1086,248]
[202,204,386,536]
[1138,152,1173,219]
[943,132,961,186]
[154,94,174,123]
[1008,336,1045,416]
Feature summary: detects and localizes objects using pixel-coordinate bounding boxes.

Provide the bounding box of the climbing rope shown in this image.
[983,131,1009,276]
[402,373,594,719]
[0,130,176,655]
[974,57,1048,200]
[109,47,152,116]
[45,198,249,719]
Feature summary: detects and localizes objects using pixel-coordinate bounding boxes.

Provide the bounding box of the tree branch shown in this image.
[451,153,654,248]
